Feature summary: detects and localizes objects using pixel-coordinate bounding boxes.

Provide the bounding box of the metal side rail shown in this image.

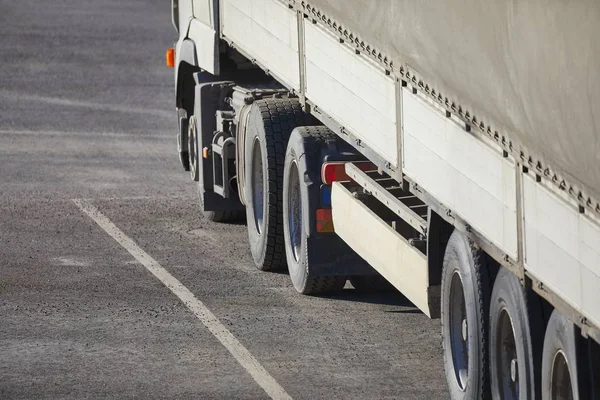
[345,163,428,237]
[331,164,439,318]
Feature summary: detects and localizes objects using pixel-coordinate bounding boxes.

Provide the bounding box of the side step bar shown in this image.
[331,180,437,318]
[345,163,428,237]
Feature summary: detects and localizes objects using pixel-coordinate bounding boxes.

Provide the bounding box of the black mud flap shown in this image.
[192,73,244,214]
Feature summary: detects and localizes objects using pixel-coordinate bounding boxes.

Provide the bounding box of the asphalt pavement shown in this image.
[0,1,448,398]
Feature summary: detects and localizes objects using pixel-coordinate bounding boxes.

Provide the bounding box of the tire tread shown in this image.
[303,276,346,295]
[253,98,315,271]
[470,243,494,400]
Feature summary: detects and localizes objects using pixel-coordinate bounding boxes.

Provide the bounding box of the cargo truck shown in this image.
[167,1,600,398]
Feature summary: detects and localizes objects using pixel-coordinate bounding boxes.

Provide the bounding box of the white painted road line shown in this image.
[73,198,293,400]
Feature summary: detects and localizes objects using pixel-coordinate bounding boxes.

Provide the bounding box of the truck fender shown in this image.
[187,18,219,75]
[176,38,198,69]
[175,38,199,111]
[175,25,219,106]
[286,127,373,277]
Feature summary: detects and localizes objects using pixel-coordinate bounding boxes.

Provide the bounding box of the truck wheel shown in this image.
[489,267,543,400]
[441,230,493,400]
[283,127,346,294]
[541,310,581,400]
[244,99,314,271]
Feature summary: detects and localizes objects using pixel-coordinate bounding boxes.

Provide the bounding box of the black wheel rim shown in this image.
[189,118,197,179]
[551,350,574,400]
[449,271,469,390]
[287,161,302,262]
[251,138,264,234]
[495,308,519,400]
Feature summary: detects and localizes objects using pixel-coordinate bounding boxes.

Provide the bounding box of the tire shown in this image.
[541,310,582,400]
[440,230,494,400]
[244,98,315,271]
[489,267,543,400]
[283,126,346,294]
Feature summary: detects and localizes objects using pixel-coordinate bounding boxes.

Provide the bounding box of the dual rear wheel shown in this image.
[243,104,354,294]
[200,96,369,295]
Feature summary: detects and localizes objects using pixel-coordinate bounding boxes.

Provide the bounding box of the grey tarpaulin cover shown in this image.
[307,0,600,201]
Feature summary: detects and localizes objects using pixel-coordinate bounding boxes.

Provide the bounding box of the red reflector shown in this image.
[316,209,334,232]
[321,163,347,185]
[321,161,375,184]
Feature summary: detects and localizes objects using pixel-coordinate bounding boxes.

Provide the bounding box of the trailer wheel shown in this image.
[441,231,493,399]
[541,310,581,400]
[489,267,543,400]
[244,99,314,271]
[282,127,346,294]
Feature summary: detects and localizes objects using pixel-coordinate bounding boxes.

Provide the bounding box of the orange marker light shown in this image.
[202,147,209,159]
[166,48,175,68]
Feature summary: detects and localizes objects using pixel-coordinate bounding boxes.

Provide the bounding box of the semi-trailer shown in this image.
[168,1,600,398]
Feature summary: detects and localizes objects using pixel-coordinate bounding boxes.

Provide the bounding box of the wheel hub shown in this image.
[449,271,469,391]
[551,350,573,400]
[287,161,302,262]
[251,139,265,234]
[495,308,519,400]
[189,117,198,181]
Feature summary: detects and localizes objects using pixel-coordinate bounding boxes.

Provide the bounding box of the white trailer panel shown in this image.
[221,0,300,90]
[304,23,398,167]
[402,89,518,259]
[524,175,600,328]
